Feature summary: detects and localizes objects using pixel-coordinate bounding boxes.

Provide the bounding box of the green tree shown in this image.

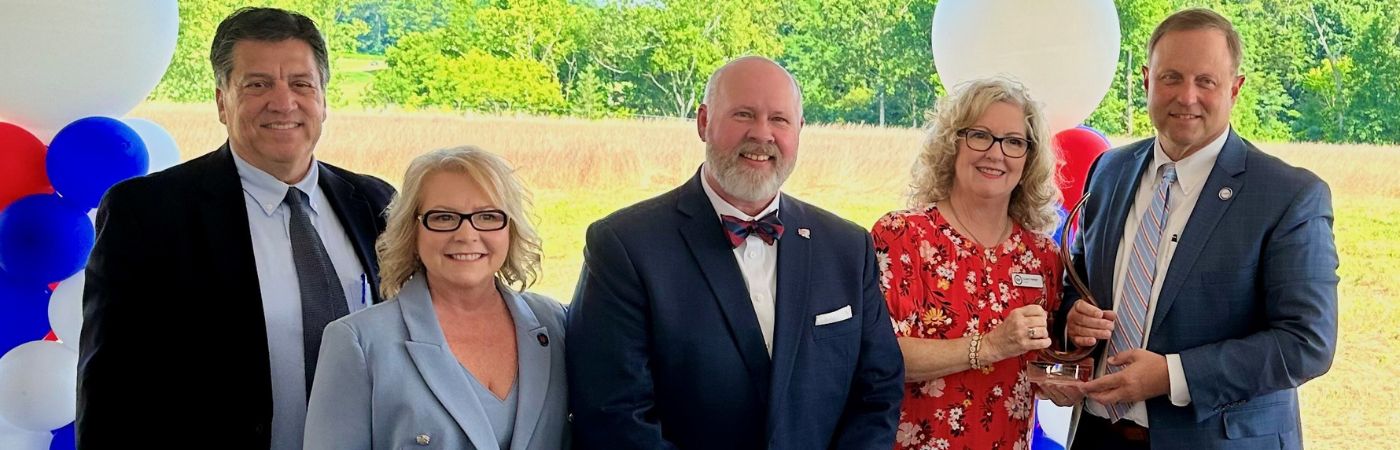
[783,0,939,127]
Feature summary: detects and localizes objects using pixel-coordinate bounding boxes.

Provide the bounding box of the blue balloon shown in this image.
[0,269,52,355]
[1032,418,1066,450]
[1052,205,1070,247]
[0,194,95,284]
[46,116,149,210]
[50,421,76,450]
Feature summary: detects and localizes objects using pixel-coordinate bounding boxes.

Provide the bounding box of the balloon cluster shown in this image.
[0,2,179,448]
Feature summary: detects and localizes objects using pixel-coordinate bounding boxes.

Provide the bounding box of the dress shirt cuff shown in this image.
[1167,353,1191,406]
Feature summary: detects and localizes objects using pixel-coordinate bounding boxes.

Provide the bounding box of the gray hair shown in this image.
[210,7,330,89]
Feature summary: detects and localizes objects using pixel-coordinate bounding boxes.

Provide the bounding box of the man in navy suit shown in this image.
[77,8,393,449]
[1045,8,1338,450]
[566,56,904,449]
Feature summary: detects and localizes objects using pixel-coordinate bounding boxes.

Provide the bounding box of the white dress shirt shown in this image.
[700,165,781,356]
[1086,129,1228,427]
[231,150,369,450]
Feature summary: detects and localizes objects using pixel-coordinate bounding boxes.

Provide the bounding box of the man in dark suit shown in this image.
[566,56,904,449]
[76,8,394,449]
[1043,8,1338,450]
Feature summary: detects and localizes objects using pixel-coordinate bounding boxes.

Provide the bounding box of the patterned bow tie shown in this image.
[721,211,784,248]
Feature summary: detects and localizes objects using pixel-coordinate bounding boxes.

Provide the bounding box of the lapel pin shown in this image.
[416,434,431,445]
[797,228,811,239]
[1218,187,1234,201]
[537,332,550,347]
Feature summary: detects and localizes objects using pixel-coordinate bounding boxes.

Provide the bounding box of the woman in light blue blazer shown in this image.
[306,146,568,450]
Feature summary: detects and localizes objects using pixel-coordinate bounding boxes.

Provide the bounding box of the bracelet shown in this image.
[968,332,986,370]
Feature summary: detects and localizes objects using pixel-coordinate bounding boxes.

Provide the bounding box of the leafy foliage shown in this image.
[149,0,1400,143]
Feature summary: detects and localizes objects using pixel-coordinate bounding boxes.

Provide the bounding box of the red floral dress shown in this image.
[871,204,1062,450]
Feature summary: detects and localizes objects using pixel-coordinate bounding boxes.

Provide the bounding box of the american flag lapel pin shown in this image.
[797,228,810,239]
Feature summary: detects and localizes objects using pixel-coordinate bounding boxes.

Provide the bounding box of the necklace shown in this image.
[944,198,1010,250]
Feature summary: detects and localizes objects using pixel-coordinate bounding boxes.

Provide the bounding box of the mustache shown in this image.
[733,141,780,159]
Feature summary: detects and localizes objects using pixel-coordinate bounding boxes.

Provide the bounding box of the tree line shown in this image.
[149,0,1400,144]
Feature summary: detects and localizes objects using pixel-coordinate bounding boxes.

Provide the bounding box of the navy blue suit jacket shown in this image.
[566,170,904,449]
[77,145,394,448]
[1060,132,1338,450]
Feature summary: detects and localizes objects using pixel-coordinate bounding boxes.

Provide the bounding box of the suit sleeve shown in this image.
[829,234,906,448]
[1179,179,1339,419]
[566,222,678,450]
[304,321,372,450]
[77,183,161,447]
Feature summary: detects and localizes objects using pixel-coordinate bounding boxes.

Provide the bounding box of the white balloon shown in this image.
[931,0,1120,133]
[123,118,182,174]
[0,1,178,137]
[49,270,85,351]
[0,414,52,450]
[0,341,79,432]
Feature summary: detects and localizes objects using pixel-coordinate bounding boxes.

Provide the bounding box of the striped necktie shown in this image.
[1106,163,1177,422]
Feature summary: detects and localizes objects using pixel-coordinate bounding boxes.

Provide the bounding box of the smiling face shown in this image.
[415,170,511,295]
[216,39,326,183]
[951,101,1029,204]
[1144,28,1244,159]
[697,58,803,209]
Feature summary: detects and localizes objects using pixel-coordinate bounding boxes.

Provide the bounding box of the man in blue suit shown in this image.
[566,56,904,449]
[1046,8,1338,450]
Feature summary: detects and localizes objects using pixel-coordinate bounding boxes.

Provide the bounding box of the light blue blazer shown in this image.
[305,274,569,450]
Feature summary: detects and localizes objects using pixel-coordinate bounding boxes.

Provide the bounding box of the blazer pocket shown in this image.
[814,305,852,326]
[812,305,859,341]
[1222,400,1293,439]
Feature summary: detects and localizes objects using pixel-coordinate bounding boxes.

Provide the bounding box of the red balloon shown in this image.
[43,330,58,341]
[0,122,53,211]
[1054,126,1111,210]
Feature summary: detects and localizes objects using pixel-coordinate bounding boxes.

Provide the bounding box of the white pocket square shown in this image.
[814,305,853,326]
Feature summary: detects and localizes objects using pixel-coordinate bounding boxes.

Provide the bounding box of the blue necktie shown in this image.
[1106,164,1177,422]
[284,187,349,397]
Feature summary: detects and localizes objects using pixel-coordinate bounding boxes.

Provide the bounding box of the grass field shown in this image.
[129,102,1400,448]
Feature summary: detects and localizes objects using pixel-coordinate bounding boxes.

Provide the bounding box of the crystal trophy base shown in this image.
[1027,359,1092,385]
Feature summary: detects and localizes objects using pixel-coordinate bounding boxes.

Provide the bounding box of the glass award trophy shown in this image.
[1027,194,1096,385]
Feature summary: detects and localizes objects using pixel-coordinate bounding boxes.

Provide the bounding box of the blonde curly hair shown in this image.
[376,146,543,299]
[908,77,1062,233]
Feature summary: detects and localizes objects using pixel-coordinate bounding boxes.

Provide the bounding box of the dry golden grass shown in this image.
[129,102,1400,448]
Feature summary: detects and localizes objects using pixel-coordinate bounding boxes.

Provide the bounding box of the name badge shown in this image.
[1012,273,1044,288]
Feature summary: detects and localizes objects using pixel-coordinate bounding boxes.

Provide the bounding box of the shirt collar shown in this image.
[699,163,780,221]
[1151,127,1228,196]
[231,147,322,217]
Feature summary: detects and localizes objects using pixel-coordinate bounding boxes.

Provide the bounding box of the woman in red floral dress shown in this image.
[872,78,1064,450]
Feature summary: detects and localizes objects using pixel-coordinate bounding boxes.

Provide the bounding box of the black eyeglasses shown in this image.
[957,128,1032,158]
[417,209,510,232]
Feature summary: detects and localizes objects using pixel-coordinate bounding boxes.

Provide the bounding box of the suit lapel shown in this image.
[197,145,272,407]
[767,195,811,422]
[319,165,386,303]
[675,171,773,402]
[1093,140,1154,303]
[504,287,549,450]
[398,276,498,450]
[1150,131,1247,330]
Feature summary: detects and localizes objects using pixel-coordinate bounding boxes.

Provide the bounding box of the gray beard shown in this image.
[706,142,793,203]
